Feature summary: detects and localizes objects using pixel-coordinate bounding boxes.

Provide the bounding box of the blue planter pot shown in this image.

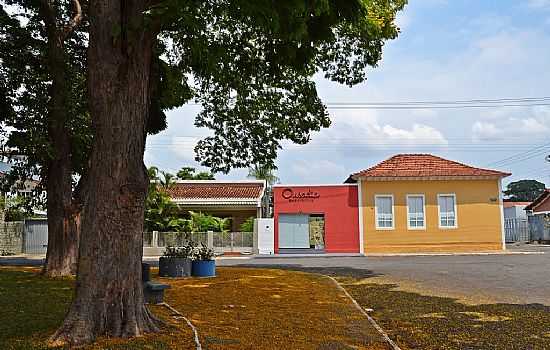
[192,260,216,277]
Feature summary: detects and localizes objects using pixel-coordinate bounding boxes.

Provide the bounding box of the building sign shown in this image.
[281,188,320,202]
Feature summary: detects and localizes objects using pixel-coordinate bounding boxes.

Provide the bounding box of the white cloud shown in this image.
[291,160,347,183]
[314,109,448,149]
[472,107,550,141]
[169,136,200,162]
[519,117,549,133]
[472,121,501,140]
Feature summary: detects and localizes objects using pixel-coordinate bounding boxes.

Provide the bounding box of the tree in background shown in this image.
[240,216,255,233]
[158,171,176,189]
[0,195,32,221]
[248,164,279,186]
[1,1,89,276]
[49,0,406,345]
[248,164,279,217]
[176,166,215,180]
[504,180,546,202]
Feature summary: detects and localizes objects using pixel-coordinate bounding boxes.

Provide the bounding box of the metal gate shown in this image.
[24,219,48,254]
[504,218,530,242]
[278,214,310,248]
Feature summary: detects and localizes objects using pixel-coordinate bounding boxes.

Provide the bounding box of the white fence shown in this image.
[144,231,254,254]
[504,218,530,243]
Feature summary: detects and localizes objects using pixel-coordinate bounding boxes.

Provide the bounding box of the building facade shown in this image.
[273,185,360,253]
[164,180,266,231]
[269,154,510,255]
[352,154,510,253]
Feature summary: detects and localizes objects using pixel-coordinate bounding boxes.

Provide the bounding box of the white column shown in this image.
[498,179,506,250]
[358,179,365,255]
[207,230,214,249]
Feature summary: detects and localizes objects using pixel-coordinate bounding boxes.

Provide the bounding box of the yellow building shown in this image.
[349,154,511,254]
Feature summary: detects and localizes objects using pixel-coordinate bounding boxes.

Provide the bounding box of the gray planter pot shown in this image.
[158,257,192,277]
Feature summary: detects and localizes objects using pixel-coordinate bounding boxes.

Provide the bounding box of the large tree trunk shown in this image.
[43,159,80,277]
[40,0,80,277]
[50,0,159,345]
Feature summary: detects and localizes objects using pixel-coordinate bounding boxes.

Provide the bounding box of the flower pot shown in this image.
[158,257,192,277]
[192,260,216,277]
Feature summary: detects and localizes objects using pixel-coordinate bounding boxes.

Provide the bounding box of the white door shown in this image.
[278,214,310,248]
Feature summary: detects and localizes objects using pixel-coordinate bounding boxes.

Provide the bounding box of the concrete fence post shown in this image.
[152,231,159,248]
[207,231,214,249]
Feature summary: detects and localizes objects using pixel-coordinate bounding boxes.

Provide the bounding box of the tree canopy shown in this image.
[248,163,279,186]
[159,0,407,172]
[176,166,215,180]
[504,179,546,202]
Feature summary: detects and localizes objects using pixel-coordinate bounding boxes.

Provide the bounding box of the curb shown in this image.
[325,275,402,350]
[159,302,201,350]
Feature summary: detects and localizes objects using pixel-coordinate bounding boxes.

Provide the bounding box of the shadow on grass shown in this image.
[338,278,550,350]
[228,265,550,350]
[0,268,194,350]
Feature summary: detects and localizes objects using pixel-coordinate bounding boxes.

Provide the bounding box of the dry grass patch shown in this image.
[1,266,390,350]
[159,267,388,350]
[337,277,550,350]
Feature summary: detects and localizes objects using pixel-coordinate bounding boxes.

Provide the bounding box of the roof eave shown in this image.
[353,174,510,181]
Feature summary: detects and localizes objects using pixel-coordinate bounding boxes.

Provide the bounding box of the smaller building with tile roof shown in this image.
[164,180,266,232]
[525,189,550,214]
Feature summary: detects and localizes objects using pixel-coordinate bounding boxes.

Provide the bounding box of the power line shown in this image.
[324,96,550,105]
[325,103,550,110]
[487,141,550,167]
[182,96,550,110]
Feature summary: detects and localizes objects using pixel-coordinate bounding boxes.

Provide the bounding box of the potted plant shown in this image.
[191,243,216,277]
[159,243,195,277]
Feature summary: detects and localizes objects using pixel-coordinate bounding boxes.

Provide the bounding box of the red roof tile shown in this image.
[352,154,511,179]
[503,201,531,208]
[164,181,265,199]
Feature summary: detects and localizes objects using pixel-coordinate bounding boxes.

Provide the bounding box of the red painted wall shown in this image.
[273,185,359,253]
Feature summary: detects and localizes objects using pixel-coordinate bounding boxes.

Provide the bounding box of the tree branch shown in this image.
[61,0,82,39]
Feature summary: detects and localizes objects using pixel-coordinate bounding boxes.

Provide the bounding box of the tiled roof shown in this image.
[524,189,550,211]
[352,154,511,179]
[164,181,265,200]
[503,201,531,208]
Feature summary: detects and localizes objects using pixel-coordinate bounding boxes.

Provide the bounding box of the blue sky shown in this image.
[145,0,550,187]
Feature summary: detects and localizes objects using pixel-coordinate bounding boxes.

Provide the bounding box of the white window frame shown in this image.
[375,194,394,230]
[406,194,426,230]
[437,193,458,229]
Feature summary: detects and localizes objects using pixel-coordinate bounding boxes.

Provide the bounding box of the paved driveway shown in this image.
[219,245,550,305]
[3,246,549,305]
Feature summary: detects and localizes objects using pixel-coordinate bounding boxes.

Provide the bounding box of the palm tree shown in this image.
[248,164,278,217]
[159,171,175,189]
[247,164,279,186]
[147,166,159,180]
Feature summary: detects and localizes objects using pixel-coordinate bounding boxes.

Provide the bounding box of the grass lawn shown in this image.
[158,267,387,349]
[338,277,550,350]
[0,266,387,350]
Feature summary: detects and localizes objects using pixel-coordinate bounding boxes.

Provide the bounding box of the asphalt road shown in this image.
[218,245,550,306]
[2,245,549,305]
